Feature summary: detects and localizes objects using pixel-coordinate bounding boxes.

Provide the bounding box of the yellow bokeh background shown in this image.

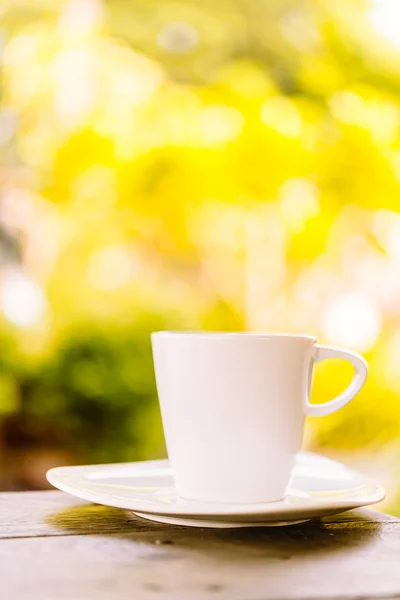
[1,0,400,507]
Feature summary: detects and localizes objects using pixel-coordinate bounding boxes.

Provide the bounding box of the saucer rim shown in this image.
[133,511,311,528]
[46,451,386,520]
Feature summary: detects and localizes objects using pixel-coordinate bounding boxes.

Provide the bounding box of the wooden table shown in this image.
[2,491,400,600]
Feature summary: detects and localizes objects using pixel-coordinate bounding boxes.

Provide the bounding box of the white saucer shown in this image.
[47,451,385,528]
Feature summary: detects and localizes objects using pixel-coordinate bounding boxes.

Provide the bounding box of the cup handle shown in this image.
[305,344,368,417]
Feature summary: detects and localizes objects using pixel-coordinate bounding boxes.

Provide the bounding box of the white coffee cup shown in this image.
[152,332,367,504]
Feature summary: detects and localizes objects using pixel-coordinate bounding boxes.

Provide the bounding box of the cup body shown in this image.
[152,332,318,504]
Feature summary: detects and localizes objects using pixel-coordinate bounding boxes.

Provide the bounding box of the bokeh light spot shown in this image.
[88,246,137,291]
[322,293,381,352]
[0,269,47,327]
[3,34,38,66]
[59,0,104,35]
[369,0,400,49]
[280,9,321,51]
[278,178,320,232]
[201,105,244,145]
[261,97,302,138]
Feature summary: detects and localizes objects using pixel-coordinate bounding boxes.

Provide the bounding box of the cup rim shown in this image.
[151,331,317,341]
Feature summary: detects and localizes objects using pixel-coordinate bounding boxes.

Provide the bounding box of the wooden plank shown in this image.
[0,491,143,539]
[1,518,400,600]
[0,490,397,539]
[1,492,400,600]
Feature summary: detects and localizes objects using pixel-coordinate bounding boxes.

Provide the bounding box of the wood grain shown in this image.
[0,491,145,539]
[1,491,400,600]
